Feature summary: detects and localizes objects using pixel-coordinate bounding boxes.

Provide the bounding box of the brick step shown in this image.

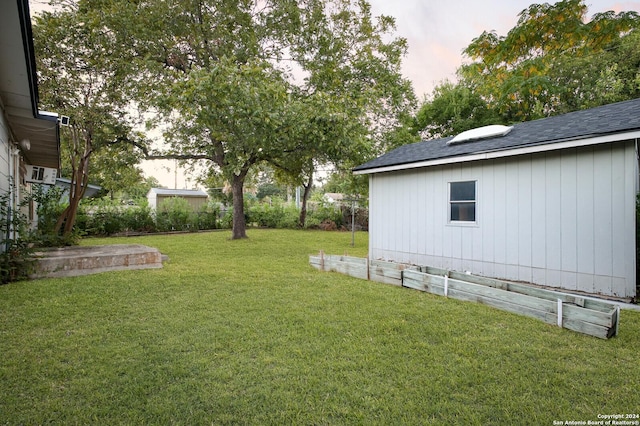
[30,244,165,279]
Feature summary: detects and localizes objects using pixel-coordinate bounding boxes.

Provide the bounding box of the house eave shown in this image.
[1,0,61,170]
[353,130,640,175]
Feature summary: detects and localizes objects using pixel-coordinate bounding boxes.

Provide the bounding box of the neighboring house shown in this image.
[354,98,640,300]
[147,188,209,211]
[1,0,61,232]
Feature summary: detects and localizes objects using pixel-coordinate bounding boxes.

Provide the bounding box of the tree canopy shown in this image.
[98,0,415,238]
[416,0,640,138]
[33,0,416,239]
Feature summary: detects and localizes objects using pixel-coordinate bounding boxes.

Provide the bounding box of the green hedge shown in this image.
[75,199,221,236]
[38,195,368,238]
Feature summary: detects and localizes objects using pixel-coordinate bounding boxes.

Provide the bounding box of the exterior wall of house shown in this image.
[0,108,25,241]
[368,140,637,299]
[0,107,11,195]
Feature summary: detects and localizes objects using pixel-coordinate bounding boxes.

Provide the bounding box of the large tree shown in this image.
[33,5,143,238]
[154,58,299,239]
[94,0,415,238]
[274,0,416,222]
[269,90,369,227]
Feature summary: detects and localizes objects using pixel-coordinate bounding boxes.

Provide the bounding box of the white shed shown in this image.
[147,188,209,211]
[354,98,640,300]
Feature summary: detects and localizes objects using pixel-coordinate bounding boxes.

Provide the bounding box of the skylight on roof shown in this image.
[448,125,513,145]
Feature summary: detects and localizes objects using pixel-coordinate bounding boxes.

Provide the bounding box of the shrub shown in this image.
[90,205,125,235]
[155,197,193,232]
[31,184,80,246]
[195,204,220,230]
[248,202,282,228]
[220,207,233,229]
[122,206,156,233]
[277,205,300,229]
[0,182,34,283]
[307,202,343,228]
[303,216,321,229]
[247,201,301,229]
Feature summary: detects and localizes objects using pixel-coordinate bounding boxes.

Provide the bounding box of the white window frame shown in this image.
[448,180,477,224]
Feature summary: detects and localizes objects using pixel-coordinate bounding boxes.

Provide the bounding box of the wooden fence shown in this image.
[309,253,620,339]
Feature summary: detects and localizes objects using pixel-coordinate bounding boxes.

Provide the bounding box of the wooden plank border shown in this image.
[310,255,619,339]
[404,270,614,339]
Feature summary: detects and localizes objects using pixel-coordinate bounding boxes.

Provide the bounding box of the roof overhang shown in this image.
[354,130,640,175]
[0,0,60,169]
[149,188,209,197]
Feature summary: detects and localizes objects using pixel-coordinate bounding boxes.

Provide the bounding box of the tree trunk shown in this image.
[298,171,313,228]
[54,125,91,239]
[231,171,248,239]
[62,164,89,237]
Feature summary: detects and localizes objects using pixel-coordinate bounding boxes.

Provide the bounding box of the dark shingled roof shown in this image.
[354,97,640,172]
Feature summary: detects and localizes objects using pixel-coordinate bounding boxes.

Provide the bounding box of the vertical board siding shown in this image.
[493,159,507,277]
[482,160,495,271]
[368,141,637,298]
[623,142,637,297]
[504,161,520,280]
[409,169,420,255]
[420,171,429,258]
[611,146,626,278]
[432,168,445,259]
[545,154,563,284]
[576,147,595,293]
[518,157,533,283]
[560,149,578,291]
[531,153,547,272]
[593,145,613,295]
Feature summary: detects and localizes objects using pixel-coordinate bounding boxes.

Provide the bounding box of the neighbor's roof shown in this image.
[354,97,640,175]
[149,188,208,197]
[56,178,102,198]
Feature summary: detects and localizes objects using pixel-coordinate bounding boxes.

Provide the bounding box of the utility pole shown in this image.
[174,159,178,189]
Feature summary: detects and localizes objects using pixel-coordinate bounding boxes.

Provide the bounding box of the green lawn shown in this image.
[1,229,639,425]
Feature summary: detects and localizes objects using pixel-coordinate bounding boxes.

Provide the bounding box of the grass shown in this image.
[1,229,639,425]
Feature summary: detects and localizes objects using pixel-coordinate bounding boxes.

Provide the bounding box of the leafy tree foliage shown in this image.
[416,0,640,138]
[33,4,144,238]
[87,0,416,238]
[415,81,501,139]
[461,0,640,121]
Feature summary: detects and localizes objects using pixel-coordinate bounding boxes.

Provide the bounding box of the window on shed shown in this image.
[449,181,476,223]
